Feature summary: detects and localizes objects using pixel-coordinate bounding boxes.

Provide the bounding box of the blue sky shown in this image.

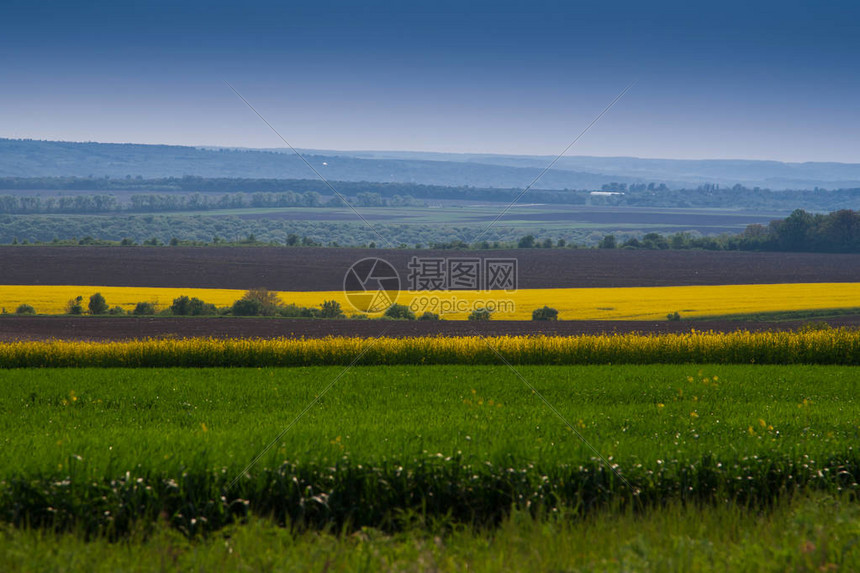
[2,0,859,162]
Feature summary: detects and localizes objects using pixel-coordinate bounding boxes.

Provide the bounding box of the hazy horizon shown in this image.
[8,136,860,168]
[3,1,859,164]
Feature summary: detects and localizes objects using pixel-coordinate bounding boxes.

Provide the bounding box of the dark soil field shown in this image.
[3,246,860,291]
[3,315,860,342]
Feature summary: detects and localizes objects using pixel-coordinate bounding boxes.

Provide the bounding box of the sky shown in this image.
[2,0,859,162]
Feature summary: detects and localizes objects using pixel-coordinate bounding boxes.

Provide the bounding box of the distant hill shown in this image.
[3,138,860,190]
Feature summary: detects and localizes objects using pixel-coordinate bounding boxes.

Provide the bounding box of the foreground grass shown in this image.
[1,494,858,572]
[0,365,857,535]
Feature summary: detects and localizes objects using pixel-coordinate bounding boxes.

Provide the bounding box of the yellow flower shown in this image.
[690,412,699,418]
[5,282,860,320]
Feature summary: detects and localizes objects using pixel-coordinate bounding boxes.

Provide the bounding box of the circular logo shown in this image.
[343,257,400,313]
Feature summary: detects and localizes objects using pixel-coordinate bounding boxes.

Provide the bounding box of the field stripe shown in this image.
[1,282,859,320]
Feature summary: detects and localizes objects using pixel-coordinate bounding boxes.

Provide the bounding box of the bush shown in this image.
[532,306,559,321]
[66,296,84,315]
[277,304,322,318]
[517,235,536,248]
[15,304,36,315]
[108,306,126,316]
[132,302,156,316]
[384,304,416,320]
[667,311,682,321]
[236,288,283,316]
[170,296,217,316]
[88,293,109,315]
[598,235,617,249]
[418,311,441,321]
[319,300,345,319]
[468,307,492,321]
[232,298,264,316]
[170,296,193,315]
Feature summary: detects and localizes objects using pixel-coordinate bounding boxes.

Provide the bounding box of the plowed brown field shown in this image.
[2,315,860,342]
[3,246,860,290]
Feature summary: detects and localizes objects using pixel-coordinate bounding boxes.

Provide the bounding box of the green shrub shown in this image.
[232,298,264,316]
[66,296,84,315]
[418,311,441,320]
[170,296,217,316]
[667,311,681,321]
[517,235,536,248]
[532,306,559,321]
[108,306,126,316]
[468,307,492,321]
[88,293,109,315]
[132,302,156,316]
[15,304,36,315]
[598,235,617,249]
[319,300,345,319]
[236,288,283,316]
[278,304,320,318]
[384,304,416,320]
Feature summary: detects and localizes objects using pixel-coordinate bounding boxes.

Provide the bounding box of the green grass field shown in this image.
[3,494,858,572]
[1,364,856,544]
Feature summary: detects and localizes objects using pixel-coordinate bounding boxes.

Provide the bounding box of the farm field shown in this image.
[1,330,859,367]
[3,282,860,320]
[2,248,859,570]
[5,314,860,342]
[220,203,789,234]
[0,364,857,518]
[0,362,857,570]
[3,247,860,291]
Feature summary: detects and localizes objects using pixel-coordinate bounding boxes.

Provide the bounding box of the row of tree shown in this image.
[2,209,858,253]
[2,175,858,211]
[596,209,860,253]
[0,191,429,214]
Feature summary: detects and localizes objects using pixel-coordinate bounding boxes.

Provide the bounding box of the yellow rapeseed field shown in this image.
[0,330,858,367]
[1,283,858,320]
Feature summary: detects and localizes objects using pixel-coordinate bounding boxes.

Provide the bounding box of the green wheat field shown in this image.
[1,364,858,571]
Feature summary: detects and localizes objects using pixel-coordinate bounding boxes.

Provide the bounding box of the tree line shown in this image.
[596,209,860,253]
[2,209,857,254]
[0,191,433,214]
[2,176,858,211]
